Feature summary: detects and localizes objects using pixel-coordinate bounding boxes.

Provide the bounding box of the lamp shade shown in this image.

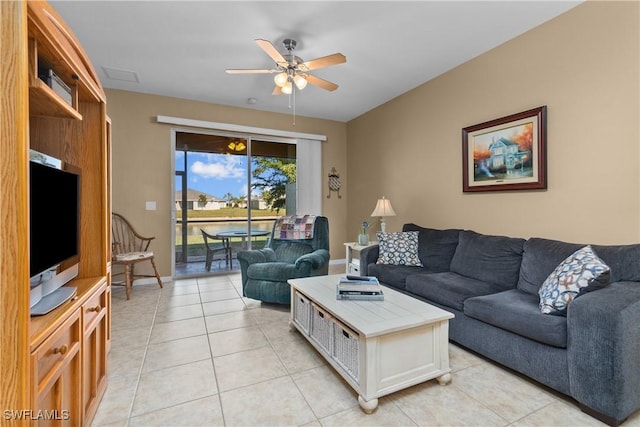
[293,74,308,90]
[281,80,293,94]
[274,72,288,87]
[370,197,396,217]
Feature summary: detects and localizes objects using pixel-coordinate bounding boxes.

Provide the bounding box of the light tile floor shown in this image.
[93,271,639,427]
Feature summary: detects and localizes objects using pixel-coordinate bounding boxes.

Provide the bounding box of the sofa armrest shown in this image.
[359,244,379,276]
[567,281,640,423]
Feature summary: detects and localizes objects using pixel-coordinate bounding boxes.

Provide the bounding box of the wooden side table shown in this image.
[344,242,377,275]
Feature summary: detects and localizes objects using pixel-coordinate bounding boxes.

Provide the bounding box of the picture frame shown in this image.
[462,106,547,192]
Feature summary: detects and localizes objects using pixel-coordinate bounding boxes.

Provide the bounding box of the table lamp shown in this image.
[371,196,396,233]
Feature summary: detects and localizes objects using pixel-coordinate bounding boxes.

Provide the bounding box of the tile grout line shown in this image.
[199,274,233,427]
[116,285,163,426]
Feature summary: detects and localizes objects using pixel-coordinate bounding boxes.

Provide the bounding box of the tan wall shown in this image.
[347,1,640,245]
[106,90,347,276]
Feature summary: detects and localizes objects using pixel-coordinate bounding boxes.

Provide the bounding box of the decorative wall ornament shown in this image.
[327,167,342,199]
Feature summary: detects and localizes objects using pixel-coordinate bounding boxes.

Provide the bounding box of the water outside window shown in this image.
[174,132,296,277]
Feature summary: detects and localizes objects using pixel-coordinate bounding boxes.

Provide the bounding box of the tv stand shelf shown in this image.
[30,276,107,350]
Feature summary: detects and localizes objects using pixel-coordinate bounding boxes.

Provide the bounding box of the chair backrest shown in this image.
[112,212,154,256]
[201,229,229,251]
[267,215,330,259]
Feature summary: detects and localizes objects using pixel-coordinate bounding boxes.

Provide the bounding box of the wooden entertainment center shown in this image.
[1,1,111,425]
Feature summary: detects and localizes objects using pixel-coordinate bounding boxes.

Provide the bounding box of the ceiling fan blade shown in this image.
[302,53,346,71]
[226,69,275,74]
[272,85,283,95]
[255,39,287,65]
[306,74,339,92]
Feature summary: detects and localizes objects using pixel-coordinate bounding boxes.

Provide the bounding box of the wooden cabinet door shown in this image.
[82,285,108,424]
[31,311,82,426]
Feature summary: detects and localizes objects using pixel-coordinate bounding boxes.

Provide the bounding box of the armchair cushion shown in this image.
[248,262,312,281]
[274,242,313,263]
[237,248,277,264]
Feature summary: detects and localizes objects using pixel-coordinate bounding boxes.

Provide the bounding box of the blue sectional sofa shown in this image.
[360,224,640,426]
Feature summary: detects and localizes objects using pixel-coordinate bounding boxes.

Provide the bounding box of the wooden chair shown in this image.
[112,212,163,299]
[201,229,232,271]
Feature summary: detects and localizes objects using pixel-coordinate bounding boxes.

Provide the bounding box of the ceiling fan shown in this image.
[226,38,346,95]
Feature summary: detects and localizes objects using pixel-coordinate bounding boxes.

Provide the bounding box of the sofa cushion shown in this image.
[405,272,506,311]
[402,224,461,272]
[538,245,611,315]
[367,263,426,291]
[592,243,640,283]
[464,289,568,348]
[376,231,423,266]
[449,230,525,289]
[517,238,640,295]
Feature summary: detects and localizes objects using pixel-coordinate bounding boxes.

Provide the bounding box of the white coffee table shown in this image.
[288,274,454,413]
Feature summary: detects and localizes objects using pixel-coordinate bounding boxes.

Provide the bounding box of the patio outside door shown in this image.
[174,132,296,277]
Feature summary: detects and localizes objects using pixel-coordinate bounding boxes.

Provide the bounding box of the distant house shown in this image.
[246,197,269,210]
[488,137,529,170]
[175,189,225,211]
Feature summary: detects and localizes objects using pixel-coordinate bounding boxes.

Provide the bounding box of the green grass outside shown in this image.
[178,207,285,219]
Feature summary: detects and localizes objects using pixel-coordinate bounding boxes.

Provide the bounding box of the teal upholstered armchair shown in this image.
[237,215,330,304]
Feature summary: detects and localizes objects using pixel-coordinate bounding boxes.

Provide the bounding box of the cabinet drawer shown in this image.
[32,310,81,388]
[82,286,107,332]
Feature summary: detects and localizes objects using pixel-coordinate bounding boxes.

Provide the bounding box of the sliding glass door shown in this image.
[174,132,296,277]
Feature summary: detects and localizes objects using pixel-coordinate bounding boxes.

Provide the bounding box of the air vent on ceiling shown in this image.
[102,66,139,83]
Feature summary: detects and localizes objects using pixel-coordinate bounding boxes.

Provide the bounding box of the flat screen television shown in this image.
[29,150,80,314]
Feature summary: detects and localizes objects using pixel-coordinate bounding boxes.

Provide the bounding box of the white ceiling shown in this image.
[50,1,582,122]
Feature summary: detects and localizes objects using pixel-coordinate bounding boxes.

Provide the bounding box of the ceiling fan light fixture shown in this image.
[293,74,308,90]
[274,72,288,87]
[227,141,246,152]
[281,80,293,95]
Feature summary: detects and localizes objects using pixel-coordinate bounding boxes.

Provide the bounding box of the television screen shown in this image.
[29,158,80,279]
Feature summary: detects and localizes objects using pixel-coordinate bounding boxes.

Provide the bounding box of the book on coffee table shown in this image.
[336,275,384,300]
[336,291,384,301]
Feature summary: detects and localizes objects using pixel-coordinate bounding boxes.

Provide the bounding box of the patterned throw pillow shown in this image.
[538,245,610,315]
[376,231,423,266]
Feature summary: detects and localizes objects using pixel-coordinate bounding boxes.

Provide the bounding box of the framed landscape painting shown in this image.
[462,106,547,192]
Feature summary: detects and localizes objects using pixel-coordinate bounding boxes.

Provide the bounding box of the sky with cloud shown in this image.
[176,151,254,200]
